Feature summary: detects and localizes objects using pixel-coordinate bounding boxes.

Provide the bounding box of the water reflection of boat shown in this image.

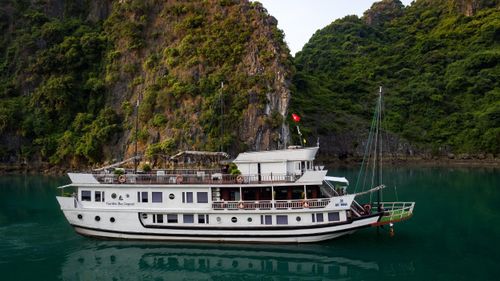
[61,242,379,280]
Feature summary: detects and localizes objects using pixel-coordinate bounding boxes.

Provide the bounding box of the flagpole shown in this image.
[291,113,304,146]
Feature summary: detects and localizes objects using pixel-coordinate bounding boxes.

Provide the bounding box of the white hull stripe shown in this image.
[138,213,382,231]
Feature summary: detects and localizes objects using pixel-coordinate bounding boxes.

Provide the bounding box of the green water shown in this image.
[0,167,499,280]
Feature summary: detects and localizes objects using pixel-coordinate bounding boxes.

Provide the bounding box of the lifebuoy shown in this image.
[176,175,183,184]
[363,204,372,214]
[238,202,245,209]
[236,175,244,184]
[303,200,309,208]
[118,175,127,183]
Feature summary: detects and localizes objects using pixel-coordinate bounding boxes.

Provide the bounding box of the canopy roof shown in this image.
[325,176,349,185]
[233,147,319,163]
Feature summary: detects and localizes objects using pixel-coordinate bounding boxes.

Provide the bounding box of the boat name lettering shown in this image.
[335,199,348,207]
[106,202,135,206]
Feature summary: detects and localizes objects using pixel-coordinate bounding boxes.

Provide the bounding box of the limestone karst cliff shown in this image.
[0,0,293,168]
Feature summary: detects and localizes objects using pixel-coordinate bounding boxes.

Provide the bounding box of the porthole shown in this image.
[77,214,83,220]
[141,213,148,219]
[231,217,237,223]
[110,217,115,223]
[95,216,101,222]
[111,193,117,199]
[216,217,221,223]
[296,216,301,222]
[169,193,175,200]
[247,217,252,222]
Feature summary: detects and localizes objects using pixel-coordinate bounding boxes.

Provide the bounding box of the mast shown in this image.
[134,96,140,173]
[220,81,224,153]
[377,86,383,212]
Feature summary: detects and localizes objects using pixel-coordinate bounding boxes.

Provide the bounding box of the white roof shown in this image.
[325,176,349,185]
[68,173,99,184]
[233,147,319,163]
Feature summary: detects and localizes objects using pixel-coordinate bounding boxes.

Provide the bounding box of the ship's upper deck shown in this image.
[67,147,337,186]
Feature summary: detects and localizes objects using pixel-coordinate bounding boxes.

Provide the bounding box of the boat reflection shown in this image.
[62,242,381,280]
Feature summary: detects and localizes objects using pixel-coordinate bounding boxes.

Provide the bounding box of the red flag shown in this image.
[291,113,301,123]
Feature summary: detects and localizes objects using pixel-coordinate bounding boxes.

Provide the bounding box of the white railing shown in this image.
[212,199,330,210]
[94,172,298,185]
[373,201,415,221]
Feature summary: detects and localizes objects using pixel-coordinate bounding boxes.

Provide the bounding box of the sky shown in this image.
[257,0,414,55]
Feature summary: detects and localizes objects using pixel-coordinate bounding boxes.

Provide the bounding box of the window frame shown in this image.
[276,215,288,225]
[94,191,104,202]
[81,190,91,201]
[183,214,194,223]
[197,192,208,203]
[152,192,163,203]
[328,212,340,222]
[167,214,178,223]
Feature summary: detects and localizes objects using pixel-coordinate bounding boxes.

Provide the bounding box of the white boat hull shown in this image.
[61,208,380,243]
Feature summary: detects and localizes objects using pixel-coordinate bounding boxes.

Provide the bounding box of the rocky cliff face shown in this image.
[0,0,293,168]
[104,0,292,159]
[363,0,405,26]
[450,0,499,16]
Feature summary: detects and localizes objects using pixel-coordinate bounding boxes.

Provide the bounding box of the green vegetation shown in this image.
[0,0,291,167]
[0,1,121,165]
[293,0,499,155]
[1,0,497,169]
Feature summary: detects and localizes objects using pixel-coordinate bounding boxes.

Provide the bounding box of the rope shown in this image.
[354,104,378,193]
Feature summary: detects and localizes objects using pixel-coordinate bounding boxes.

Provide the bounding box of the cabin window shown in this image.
[328,212,340,222]
[81,190,91,201]
[312,213,315,222]
[153,214,164,223]
[152,192,163,203]
[156,214,164,223]
[197,192,208,203]
[95,191,104,202]
[137,192,148,203]
[260,215,272,225]
[276,215,288,225]
[167,214,178,223]
[184,214,194,223]
[182,192,193,203]
[316,213,324,222]
[198,214,209,224]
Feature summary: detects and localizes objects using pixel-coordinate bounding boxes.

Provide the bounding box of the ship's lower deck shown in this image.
[58,196,381,243]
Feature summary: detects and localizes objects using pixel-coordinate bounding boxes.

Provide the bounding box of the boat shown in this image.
[56,89,414,243]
